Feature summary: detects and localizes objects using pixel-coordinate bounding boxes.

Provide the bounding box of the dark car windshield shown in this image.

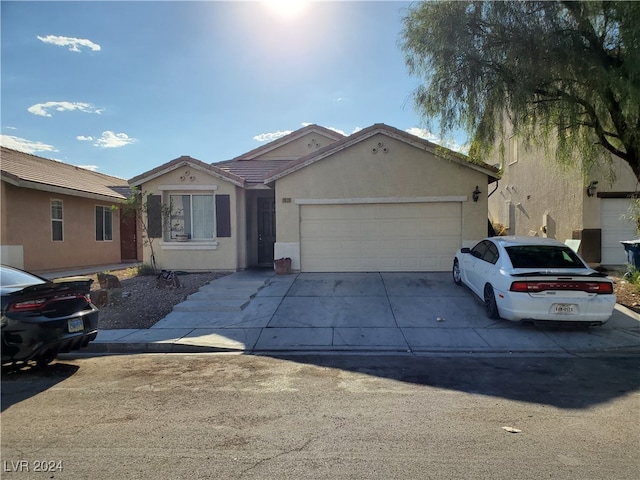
[0,266,47,288]
[505,246,585,269]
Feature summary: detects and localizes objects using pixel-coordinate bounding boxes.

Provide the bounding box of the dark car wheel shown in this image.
[452,260,462,286]
[484,284,500,319]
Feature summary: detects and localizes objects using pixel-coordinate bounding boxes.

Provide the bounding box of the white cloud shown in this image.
[405,127,470,154]
[28,101,103,117]
[94,131,137,148]
[37,35,101,53]
[253,130,292,142]
[405,127,439,143]
[0,135,57,154]
[76,165,99,171]
[76,135,94,141]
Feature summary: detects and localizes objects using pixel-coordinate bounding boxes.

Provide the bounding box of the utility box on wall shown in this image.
[572,229,601,264]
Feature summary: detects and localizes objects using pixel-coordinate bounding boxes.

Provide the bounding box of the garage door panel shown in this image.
[300,203,462,272]
[601,199,637,265]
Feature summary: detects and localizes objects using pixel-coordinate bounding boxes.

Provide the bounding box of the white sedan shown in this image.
[453,236,616,325]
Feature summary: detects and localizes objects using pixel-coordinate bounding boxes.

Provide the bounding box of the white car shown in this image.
[453,237,616,325]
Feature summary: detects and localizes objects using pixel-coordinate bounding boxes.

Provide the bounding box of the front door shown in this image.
[257,197,276,265]
[120,208,138,260]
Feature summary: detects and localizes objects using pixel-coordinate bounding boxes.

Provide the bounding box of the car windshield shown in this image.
[0,267,47,288]
[505,245,585,269]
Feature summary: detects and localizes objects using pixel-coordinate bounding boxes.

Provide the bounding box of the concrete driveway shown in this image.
[91,270,640,355]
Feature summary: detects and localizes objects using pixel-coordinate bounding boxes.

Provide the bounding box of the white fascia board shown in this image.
[295,196,468,205]
[157,185,218,191]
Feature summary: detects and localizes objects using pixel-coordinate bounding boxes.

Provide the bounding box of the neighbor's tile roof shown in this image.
[0,146,130,200]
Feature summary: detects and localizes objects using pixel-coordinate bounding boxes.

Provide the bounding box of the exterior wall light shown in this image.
[472,186,481,202]
[586,180,598,197]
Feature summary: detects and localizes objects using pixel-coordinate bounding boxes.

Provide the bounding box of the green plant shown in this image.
[136,264,157,277]
[624,197,640,237]
[120,187,174,274]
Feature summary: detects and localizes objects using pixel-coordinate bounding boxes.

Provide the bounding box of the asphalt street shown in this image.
[1,354,638,479]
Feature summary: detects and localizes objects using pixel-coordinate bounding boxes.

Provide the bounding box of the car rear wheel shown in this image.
[484,284,500,319]
[452,260,462,286]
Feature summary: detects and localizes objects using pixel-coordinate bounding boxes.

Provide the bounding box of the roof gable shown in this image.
[232,124,345,160]
[264,123,500,184]
[0,146,130,201]
[128,155,245,187]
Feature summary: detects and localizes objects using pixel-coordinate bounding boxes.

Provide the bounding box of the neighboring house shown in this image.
[129,123,499,273]
[1,147,136,273]
[487,135,639,266]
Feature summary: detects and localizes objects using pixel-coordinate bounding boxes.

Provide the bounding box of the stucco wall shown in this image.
[1,182,123,272]
[273,133,490,267]
[256,132,338,159]
[136,165,242,271]
[488,141,640,239]
[488,143,585,240]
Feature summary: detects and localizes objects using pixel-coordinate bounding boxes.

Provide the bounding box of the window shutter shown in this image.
[148,195,162,238]
[215,194,231,237]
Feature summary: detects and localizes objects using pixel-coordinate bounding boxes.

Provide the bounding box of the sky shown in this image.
[1,0,468,181]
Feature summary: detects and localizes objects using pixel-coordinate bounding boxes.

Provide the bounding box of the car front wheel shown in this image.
[452,260,462,286]
[484,284,500,319]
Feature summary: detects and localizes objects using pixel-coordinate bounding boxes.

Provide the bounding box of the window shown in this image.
[96,206,113,241]
[505,246,585,269]
[169,194,214,240]
[51,200,63,241]
[508,136,518,165]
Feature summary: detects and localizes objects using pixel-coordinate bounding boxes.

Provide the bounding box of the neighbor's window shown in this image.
[169,194,214,240]
[508,135,518,164]
[95,206,113,241]
[51,199,63,242]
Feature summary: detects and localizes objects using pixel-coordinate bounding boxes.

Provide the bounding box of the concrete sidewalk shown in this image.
[83,270,640,356]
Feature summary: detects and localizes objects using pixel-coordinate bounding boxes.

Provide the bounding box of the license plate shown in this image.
[552,304,577,315]
[68,318,84,333]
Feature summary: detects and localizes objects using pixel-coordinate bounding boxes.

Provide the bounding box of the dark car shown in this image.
[1,265,99,367]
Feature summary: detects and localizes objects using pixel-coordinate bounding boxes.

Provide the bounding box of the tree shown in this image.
[401,1,640,182]
[120,188,173,274]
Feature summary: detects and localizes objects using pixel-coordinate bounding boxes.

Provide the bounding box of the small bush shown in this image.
[136,264,157,276]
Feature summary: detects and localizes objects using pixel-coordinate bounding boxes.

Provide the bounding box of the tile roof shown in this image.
[1,147,130,200]
[214,159,297,184]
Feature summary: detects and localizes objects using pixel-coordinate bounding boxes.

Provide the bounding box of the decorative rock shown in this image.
[97,272,122,289]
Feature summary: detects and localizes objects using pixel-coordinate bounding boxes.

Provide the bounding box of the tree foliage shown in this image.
[401,1,640,182]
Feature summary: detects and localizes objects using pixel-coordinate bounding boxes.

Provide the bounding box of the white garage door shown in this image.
[601,198,638,265]
[300,203,462,272]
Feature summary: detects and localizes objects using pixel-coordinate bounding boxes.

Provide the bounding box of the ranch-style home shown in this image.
[129,123,499,273]
[1,146,137,273]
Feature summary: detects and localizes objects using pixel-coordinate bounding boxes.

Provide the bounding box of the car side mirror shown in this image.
[460,247,471,254]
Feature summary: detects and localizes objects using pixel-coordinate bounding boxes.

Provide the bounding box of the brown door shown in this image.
[257,198,276,265]
[120,209,138,260]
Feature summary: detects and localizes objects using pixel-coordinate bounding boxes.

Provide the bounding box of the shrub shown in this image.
[136,264,157,276]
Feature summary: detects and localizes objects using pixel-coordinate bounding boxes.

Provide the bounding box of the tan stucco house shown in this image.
[487,135,639,266]
[129,123,499,273]
[1,147,136,273]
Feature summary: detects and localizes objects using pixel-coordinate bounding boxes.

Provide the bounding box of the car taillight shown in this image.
[8,298,47,312]
[7,294,91,313]
[510,281,614,294]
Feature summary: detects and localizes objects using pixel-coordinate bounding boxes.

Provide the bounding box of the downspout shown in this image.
[488,179,499,198]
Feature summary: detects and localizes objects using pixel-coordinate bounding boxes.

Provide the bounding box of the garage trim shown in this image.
[295,195,468,205]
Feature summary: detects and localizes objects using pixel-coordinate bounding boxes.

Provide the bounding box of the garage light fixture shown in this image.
[472,186,481,202]
[586,180,598,197]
